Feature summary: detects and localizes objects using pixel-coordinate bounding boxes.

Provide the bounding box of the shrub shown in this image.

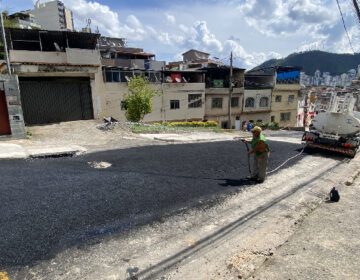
[252,122,279,129]
[268,122,279,128]
[124,76,160,122]
[166,121,218,127]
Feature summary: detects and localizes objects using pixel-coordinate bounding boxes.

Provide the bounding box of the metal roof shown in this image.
[12,61,100,67]
[182,49,210,56]
[6,28,100,51]
[115,51,155,57]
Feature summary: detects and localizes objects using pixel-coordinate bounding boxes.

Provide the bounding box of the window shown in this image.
[105,70,112,82]
[221,121,228,129]
[271,116,275,122]
[112,71,120,82]
[288,95,294,103]
[259,97,269,107]
[231,97,239,107]
[170,100,180,109]
[245,97,255,108]
[275,95,282,102]
[188,94,202,108]
[104,69,133,83]
[280,112,291,121]
[212,98,222,108]
[121,71,133,82]
[120,101,127,111]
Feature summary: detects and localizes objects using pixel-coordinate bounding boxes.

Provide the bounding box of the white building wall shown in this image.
[103,82,205,122]
[243,89,271,112]
[10,49,101,65]
[30,0,68,31]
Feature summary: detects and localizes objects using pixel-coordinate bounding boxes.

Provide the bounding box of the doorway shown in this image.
[0,88,11,135]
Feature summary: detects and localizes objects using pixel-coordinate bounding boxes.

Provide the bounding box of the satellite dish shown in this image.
[166,76,172,83]
[54,42,61,51]
[175,77,181,83]
[182,77,187,83]
[125,76,131,82]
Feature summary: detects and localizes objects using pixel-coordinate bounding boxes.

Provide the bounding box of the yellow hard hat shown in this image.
[251,126,262,133]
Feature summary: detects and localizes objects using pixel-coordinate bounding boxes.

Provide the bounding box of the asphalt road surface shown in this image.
[1,140,307,272]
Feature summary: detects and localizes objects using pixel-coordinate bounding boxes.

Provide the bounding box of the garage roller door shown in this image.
[19,78,94,125]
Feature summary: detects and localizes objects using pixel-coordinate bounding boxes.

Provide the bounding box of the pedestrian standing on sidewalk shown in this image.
[242,126,270,183]
[246,121,253,131]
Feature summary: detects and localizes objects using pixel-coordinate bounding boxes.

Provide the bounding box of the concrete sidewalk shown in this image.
[251,178,360,279]
[0,143,87,159]
[139,132,238,142]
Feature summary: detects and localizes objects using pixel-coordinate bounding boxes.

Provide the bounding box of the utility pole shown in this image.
[0,0,11,75]
[353,0,360,24]
[227,52,233,129]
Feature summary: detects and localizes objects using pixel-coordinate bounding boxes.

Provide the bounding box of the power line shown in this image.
[336,0,355,53]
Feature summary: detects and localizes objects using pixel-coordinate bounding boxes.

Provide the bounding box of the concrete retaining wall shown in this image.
[0,74,26,140]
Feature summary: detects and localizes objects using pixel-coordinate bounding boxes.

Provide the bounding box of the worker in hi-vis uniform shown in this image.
[242,126,270,183]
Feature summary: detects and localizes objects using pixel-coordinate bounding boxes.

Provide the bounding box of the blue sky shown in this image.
[6,0,360,70]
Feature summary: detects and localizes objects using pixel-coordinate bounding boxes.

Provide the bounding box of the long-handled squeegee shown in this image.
[234,137,252,175]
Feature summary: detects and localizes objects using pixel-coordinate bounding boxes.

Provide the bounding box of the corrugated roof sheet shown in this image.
[115,51,155,57]
[6,28,100,51]
[12,61,100,67]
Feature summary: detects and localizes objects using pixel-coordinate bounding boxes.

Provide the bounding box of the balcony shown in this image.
[10,48,101,65]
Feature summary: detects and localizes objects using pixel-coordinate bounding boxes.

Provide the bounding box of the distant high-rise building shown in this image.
[26,0,74,31]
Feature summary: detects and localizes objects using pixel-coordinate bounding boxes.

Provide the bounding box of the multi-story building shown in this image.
[271,67,301,127]
[101,67,206,123]
[242,72,275,128]
[100,44,207,122]
[7,12,42,29]
[3,28,102,126]
[168,49,244,128]
[24,0,74,31]
[203,67,245,129]
[246,67,301,127]
[168,49,224,70]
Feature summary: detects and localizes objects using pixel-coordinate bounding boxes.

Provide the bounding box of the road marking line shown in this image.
[0,271,9,280]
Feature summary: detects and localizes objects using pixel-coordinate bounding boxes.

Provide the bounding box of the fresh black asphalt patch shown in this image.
[0,140,339,270]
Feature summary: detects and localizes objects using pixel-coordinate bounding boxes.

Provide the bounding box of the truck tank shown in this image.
[303,92,360,157]
[312,93,360,136]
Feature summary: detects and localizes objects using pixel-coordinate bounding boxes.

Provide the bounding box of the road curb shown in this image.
[153,137,225,143]
[27,146,87,158]
[346,169,360,186]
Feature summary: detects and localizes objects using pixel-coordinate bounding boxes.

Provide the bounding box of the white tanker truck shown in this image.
[302,92,360,157]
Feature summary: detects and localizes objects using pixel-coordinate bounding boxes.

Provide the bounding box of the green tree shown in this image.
[124,76,159,122]
[1,11,19,28]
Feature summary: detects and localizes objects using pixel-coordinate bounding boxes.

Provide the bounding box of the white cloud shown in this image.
[193,21,223,52]
[126,15,142,29]
[63,0,120,36]
[165,13,176,24]
[158,32,172,45]
[222,40,282,69]
[58,0,358,68]
[237,0,338,37]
